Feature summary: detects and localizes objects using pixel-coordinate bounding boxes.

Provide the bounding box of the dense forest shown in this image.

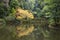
[0,0,60,40]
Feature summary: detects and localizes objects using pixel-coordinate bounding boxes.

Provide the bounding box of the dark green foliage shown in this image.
[9,0,19,8]
[0,0,60,40]
[42,0,60,27]
[0,3,8,18]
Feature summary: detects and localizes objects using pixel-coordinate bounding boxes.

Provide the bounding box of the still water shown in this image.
[0,22,60,40]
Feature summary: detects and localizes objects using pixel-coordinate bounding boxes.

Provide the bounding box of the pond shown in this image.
[0,22,60,40]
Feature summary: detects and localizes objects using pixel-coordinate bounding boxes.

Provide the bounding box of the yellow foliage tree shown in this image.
[15,7,34,20]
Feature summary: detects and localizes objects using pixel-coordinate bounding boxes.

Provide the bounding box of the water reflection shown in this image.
[16,24,34,37]
[0,23,60,40]
[15,23,44,40]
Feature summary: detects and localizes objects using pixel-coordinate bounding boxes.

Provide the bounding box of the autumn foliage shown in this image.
[15,7,34,20]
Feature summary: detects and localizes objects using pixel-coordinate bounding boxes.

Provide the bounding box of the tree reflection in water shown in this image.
[0,23,60,40]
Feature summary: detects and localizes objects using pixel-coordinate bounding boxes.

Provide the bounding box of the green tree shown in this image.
[0,2,9,18]
[42,0,60,27]
[42,0,60,40]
